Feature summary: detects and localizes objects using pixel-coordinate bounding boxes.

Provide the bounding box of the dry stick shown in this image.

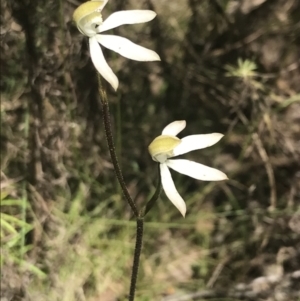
[97,75,139,217]
[252,133,277,209]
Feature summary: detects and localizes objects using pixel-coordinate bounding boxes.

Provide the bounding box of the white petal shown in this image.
[98,10,157,33]
[89,37,119,90]
[162,120,186,136]
[95,34,160,61]
[173,133,224,156]
[166,159,228,181]
[160,163,186,217]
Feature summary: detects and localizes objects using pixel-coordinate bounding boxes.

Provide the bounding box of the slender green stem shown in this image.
[97,75,139,217]
[144,163,162,216]
[128,217,144,301]
[96,74,162,301]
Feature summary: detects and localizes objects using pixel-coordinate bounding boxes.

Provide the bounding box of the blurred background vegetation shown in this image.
[1,0,300,300]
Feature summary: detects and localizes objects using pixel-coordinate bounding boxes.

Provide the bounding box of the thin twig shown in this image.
[253,133,276,209]
[206,256,230,288]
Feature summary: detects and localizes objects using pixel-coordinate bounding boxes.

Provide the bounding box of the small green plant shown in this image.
[0,189,46,278]
[225,58,258,79]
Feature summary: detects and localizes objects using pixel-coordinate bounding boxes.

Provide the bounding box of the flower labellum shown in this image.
[148,120,228,217]
[73,0,160,90]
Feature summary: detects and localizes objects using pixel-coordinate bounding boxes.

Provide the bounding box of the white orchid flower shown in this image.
[148,120,228,217]
[73,0,160,90]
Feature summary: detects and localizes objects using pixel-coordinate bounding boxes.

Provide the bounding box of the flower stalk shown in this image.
[144,163,162,216]
[97,74,162,301]
[75,2,178,300]
[78,3,228,300]
[128,217,144,301]
[97,74,139,217]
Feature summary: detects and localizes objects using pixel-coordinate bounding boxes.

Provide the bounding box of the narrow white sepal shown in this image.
[173,133,224,156]
[166,159,228,181]
[162,120,186,136]
[95,34,160,61]
[160,163,186,217]
[99,10,157,33]
[89,37,119,90]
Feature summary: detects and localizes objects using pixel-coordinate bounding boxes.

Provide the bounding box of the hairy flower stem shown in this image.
[144,164,162,216]
[97,74,161,301]
[128,217,144,301]
[97,75,139,217]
